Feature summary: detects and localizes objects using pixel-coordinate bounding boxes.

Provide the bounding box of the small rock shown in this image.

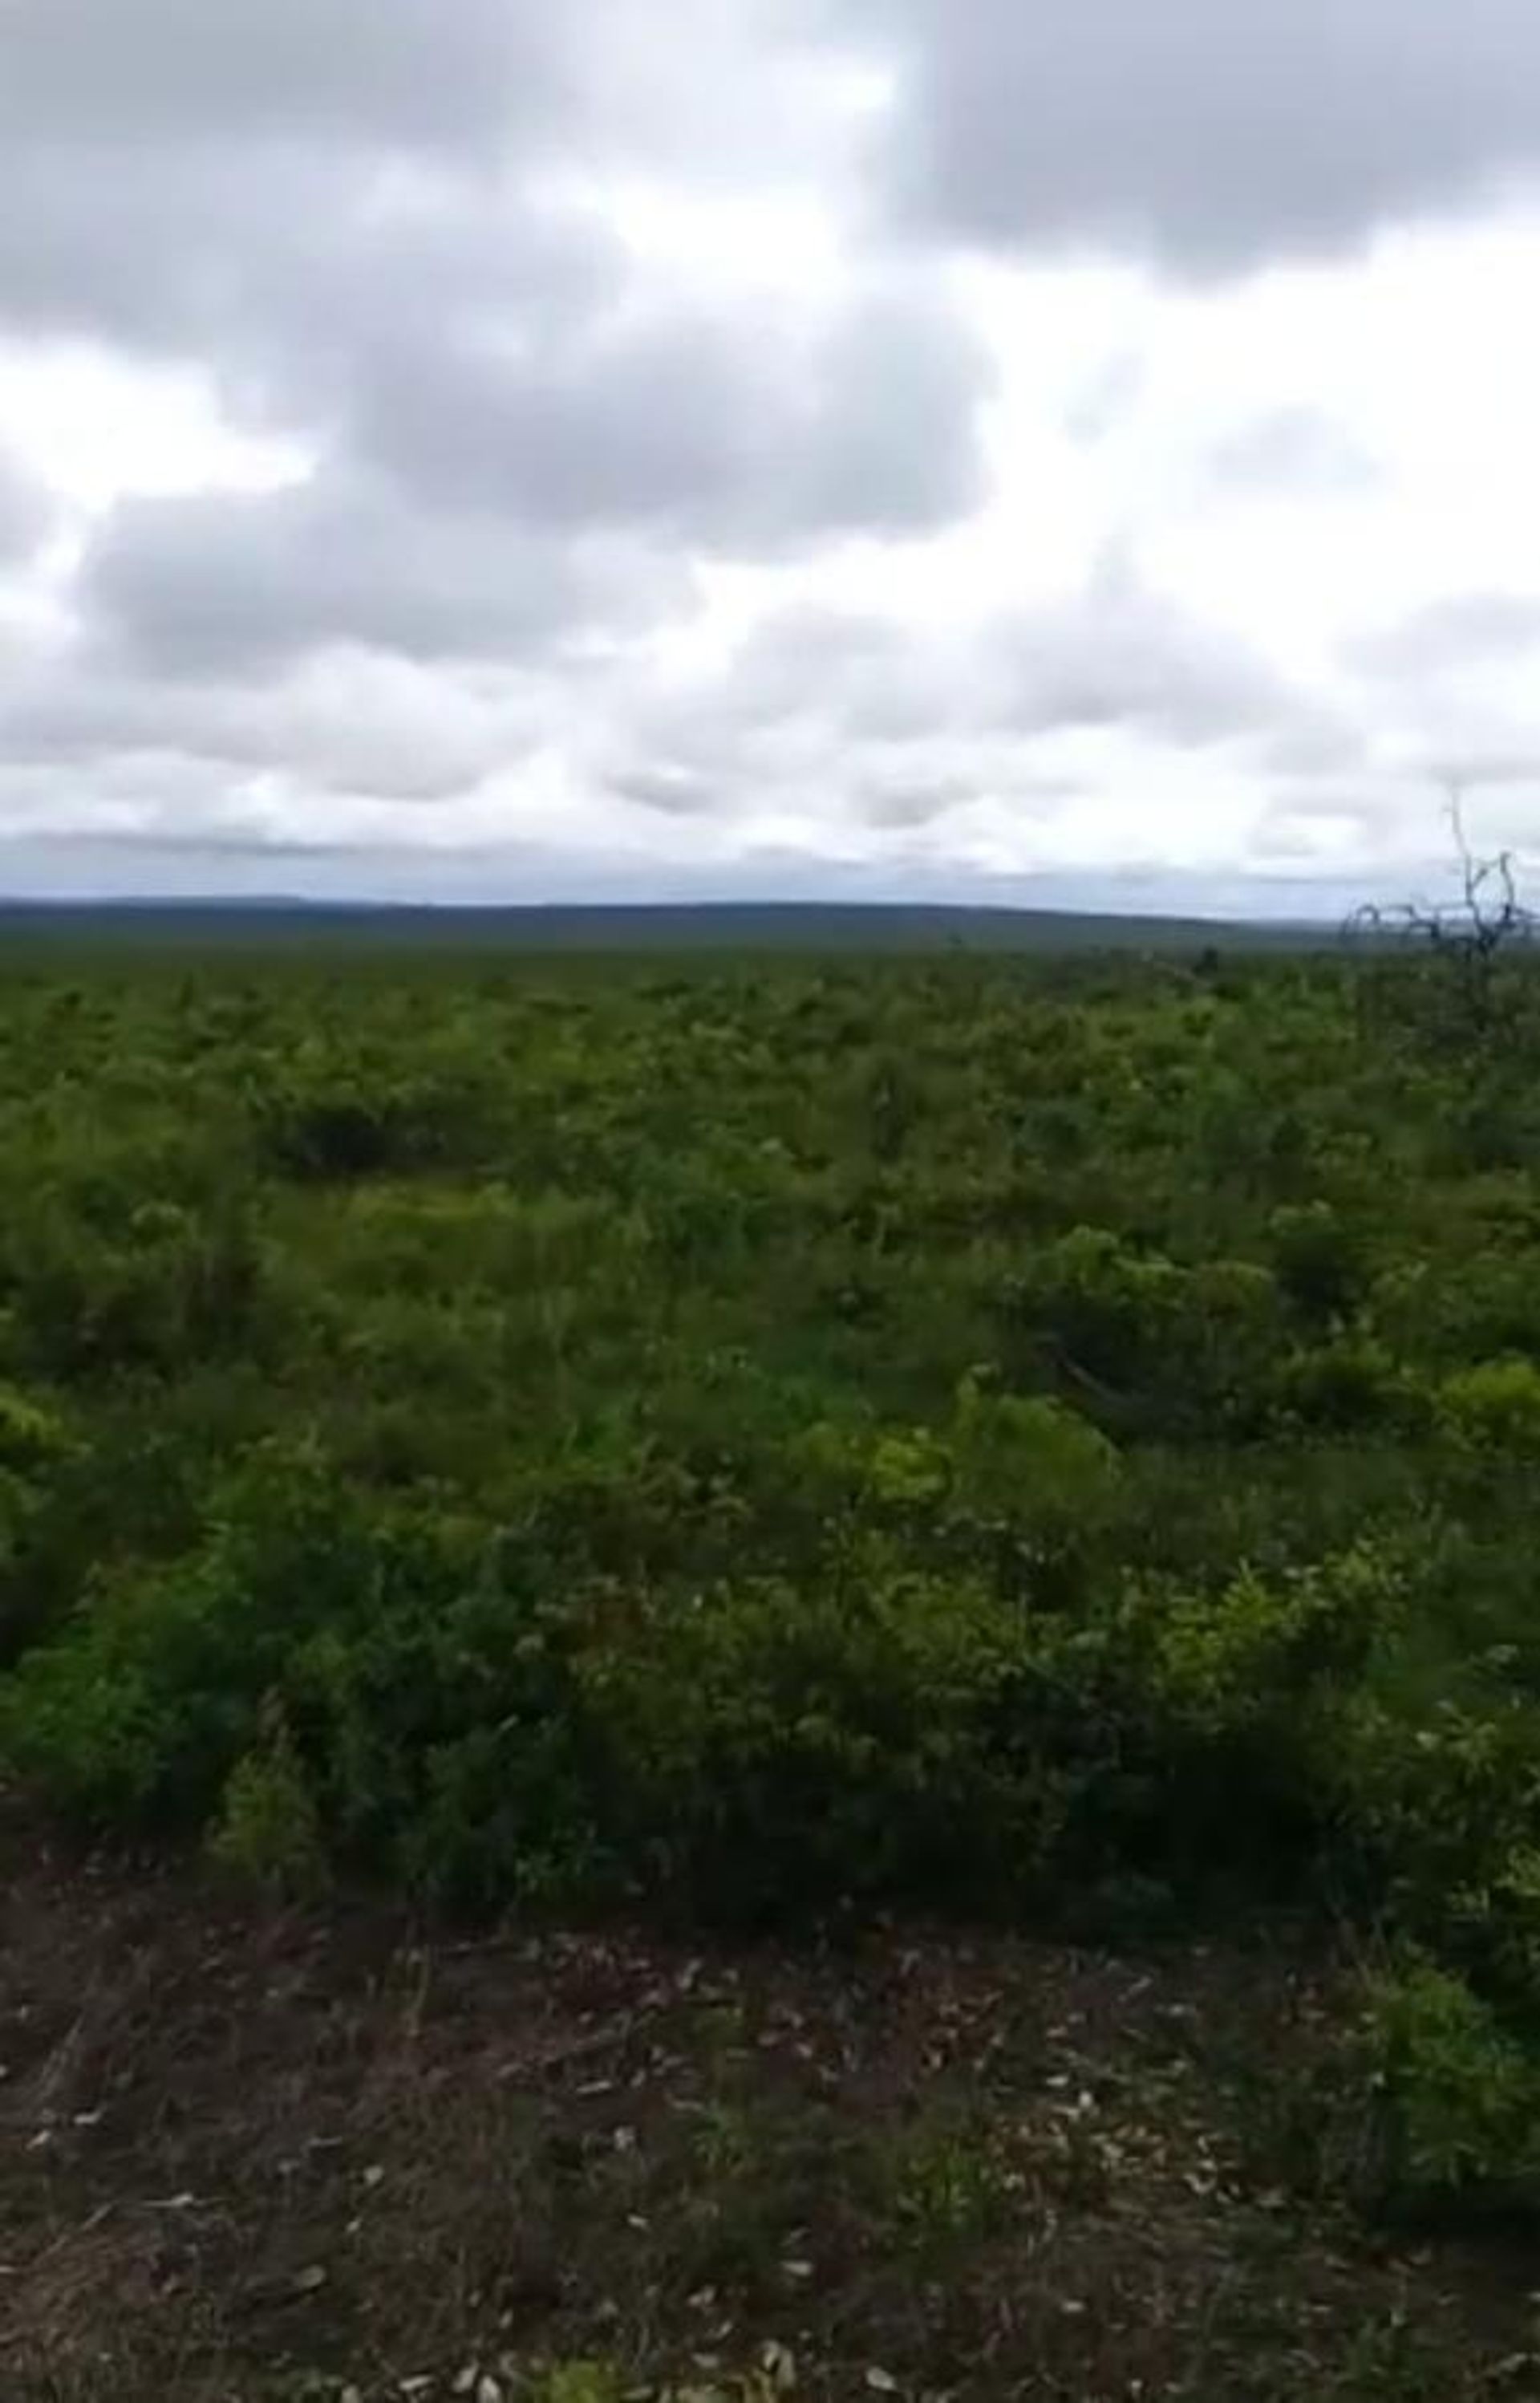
[865,2373,900,2395]
[294,2265,329,2295]
[475,2379,504,2403]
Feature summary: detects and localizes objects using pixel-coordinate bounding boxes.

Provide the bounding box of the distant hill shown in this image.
[0,899,1334,952]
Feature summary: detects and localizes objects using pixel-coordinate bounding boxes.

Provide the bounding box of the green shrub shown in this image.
[1441,1357,1540,1458]
[1268,1199,1364,1321]
[574,1565,1083,1918]
[0,1382,71,1469]
[209,1705,329,1899]
[1360,1958,1540,2212]
[1005,1229,1284,1433]
[251,1046,496,1179]
[1142,1549,1395,1741]
[1276,1337,1420,1432]
[949,1375,1120,1517]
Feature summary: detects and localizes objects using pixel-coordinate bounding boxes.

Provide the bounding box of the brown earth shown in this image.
[2,1820,1536,2403]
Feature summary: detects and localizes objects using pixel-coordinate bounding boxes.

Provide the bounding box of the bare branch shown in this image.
[1344,785,1538,1042]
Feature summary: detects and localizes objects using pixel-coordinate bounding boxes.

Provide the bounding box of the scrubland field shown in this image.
[6,940,1540,2400]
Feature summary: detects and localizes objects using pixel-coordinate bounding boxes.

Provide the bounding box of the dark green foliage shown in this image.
[6,948,1540,2206]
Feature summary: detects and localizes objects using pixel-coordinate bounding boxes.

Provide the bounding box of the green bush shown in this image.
[209,1704,329,1899]
[1004,1228,1284,1433]
[1441,1357,1540,1458]
[1360,1958,1540,2213]
[1268,1199,1365,1321]
[251,1045,496,1179]
[0,1381,71,1469]
[1276,1336,1420,1432]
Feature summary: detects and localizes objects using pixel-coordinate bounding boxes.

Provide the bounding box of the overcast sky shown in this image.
[3,2,1540,912]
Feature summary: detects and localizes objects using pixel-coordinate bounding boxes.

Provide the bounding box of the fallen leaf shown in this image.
[760,2340,797,2391]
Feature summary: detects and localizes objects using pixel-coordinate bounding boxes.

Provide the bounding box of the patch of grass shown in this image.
[877,2108,1015,2250]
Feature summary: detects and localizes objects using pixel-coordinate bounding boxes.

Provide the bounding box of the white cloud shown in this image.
[0,0,1538,910]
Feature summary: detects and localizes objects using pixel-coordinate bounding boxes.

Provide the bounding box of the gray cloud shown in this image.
[0,456,50,561]
[0,1,985,590]
[344,278,986,545]
[0,143,622,387]
[609,765,720,817]
[775,287,989,534]
[77,472,682,672]
[0,4,582,363]
[0,0,536,151]
[845,0,1540,270]
[857,773,980,829]
[1255,720,1372,780]
[852,764,1098,830]
[0,649,544,804]
[586,557,1360,847]
[1254,795,1386,860]
[720,604,971,739]
[982,562,1295,746]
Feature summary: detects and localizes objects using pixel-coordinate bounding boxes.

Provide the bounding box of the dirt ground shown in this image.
[3,1820,1536,2402]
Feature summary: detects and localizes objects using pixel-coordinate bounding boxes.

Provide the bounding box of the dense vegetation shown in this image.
[6,940,1540,2218]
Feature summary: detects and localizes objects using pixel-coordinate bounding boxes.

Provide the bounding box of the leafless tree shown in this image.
[1348,781,1538,1038]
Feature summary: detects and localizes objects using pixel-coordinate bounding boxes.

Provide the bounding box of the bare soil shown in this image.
[2,1821,1535,2402]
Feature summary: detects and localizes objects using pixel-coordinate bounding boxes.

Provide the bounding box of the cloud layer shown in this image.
[854,0,1540,269]
[1,0,1540,907]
